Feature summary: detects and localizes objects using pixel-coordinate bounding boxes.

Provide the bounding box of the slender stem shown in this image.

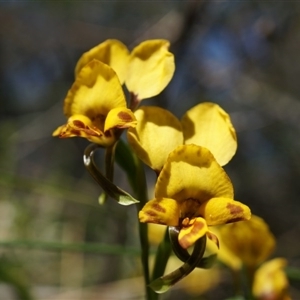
[242,264,255,300]
[132,157,157,300]
[105,143,117,181]
[151,228,172,282]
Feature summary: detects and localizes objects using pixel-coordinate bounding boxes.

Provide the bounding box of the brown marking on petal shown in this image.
[73,120,86,128]
[118,111,133,122]
[190,219,205,234]
[227,203,243,215]
[152,202,166,213]
[225,217,245,224]
[71,130,81,135]
[196,149,201,157]
[144,210,158,217]
[179,220,205,249]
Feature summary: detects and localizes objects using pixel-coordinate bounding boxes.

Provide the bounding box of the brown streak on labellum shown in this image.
[73,120,85,128]
[145,210,158,218]
[191,219,204,234]
[118,111,133,122]
[152,203,166,213]
[226,217,245,223]
[226,203,243,215]
[71,130,81,136]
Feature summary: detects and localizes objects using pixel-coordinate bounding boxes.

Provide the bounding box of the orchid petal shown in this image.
[155,144,234,203]
[75,39,130,84]
[104,107,137,132]
[52,114,117,146]
[126,39,175,100]
[139,197,180,226]
[64,60,126,118]
[127,106,183,172]
[198,197,251,226]
[253,258,290,300]
[178,217,208,249]
[219,215,275,268]
[181,102,237,166]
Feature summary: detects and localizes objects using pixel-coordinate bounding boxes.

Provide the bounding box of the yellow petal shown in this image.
[207,227,242,271]
[181,102,237,166]
[104,107,137,132]
[75,39,130,84]
[52,114,116,146]
[155,144,234,203]
[139,197,180,226]
[219,215,276,268]
[253,258,290,300]
[64,60,126,118]
[125,39,175,100]
[178,217,208,249]
[198,197,251,226]
[127,106,183,172]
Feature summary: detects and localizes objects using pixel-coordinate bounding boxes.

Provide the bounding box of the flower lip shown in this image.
[180,198,202,219]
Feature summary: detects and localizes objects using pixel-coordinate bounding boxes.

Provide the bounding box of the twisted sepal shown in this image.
[83,143,139,206]
[169,226,218,269]
[149,228,207,294]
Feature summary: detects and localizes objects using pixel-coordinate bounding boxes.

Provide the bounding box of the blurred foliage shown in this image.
[1,1,300,299]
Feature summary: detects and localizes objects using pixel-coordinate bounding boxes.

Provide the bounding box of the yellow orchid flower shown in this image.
[127,102,237,172]
[139,144,251,249]
[219,215,276,268]
[72,39,175,103]
[52,60,137,146]
[253,258,290,300]
[215,216,291,299]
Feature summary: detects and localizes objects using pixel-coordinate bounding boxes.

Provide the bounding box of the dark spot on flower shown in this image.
[145,210,158,217]
[226,203,243,215]
[73,120,85,128]
[118,111,133,122]
[153,203,166,213]
[225,217,245,224]
[104,131,112,137]
[191,219,204,233]
[70,129,81,136]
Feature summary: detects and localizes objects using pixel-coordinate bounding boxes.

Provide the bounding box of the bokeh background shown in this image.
[1,1,300,299]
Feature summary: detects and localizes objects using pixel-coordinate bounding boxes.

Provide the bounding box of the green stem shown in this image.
[242,265,255,300]
[115,140,158,299]
[105,143,117,181]
[132,157,157,300]
[151,228,172,282]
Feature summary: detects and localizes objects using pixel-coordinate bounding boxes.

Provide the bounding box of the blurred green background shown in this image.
[1,1,300,299]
